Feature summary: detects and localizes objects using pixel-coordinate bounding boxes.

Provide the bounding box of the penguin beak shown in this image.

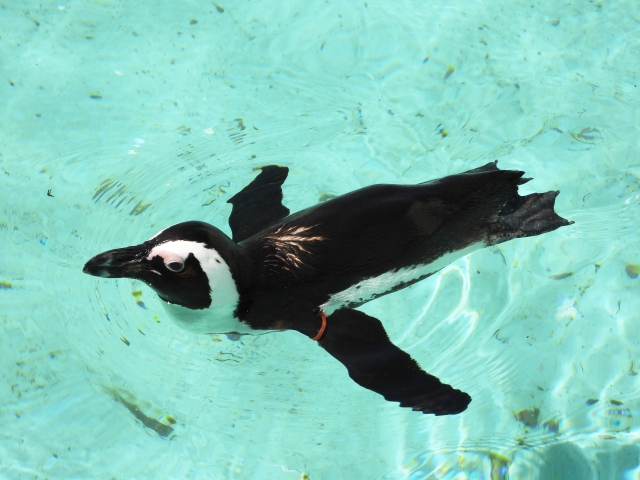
[83,245,147,279]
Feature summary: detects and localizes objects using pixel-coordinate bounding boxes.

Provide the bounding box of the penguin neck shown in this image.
[221,242,255,303]
[160,300,255,334]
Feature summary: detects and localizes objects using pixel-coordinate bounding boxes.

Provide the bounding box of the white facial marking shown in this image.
[149,249,183,263]
[147,240,240,307]
[321,242,485,314]
[148,240,239,308]
[147,240,246,334]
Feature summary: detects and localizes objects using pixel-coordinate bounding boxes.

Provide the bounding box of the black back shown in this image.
[244,165,529,302]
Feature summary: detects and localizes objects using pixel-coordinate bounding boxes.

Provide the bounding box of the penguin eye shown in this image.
[165,261,185,273]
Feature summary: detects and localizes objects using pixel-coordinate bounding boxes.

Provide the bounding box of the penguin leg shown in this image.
[488,190,573,244]
[316,308,471,415]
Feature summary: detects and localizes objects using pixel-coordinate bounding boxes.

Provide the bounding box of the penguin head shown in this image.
[83,221,241,311]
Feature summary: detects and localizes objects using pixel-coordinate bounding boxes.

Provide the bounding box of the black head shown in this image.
[83,221,241,310]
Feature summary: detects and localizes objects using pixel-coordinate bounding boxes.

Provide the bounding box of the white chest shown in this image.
[161,301,255,335]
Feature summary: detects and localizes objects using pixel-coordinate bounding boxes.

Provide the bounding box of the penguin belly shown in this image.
[321,242,484,314]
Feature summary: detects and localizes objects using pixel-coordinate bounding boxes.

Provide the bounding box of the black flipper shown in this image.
[317,308,471,415]
[227,165,290,242]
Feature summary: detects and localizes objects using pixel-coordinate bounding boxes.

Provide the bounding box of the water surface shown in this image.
[2,0,640,478]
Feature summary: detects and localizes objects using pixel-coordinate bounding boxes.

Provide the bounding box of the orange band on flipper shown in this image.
[310,312,327,341]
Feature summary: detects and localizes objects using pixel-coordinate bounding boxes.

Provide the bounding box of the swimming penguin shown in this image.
[83,161,572,415]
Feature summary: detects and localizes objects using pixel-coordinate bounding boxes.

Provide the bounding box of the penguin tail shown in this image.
[487,190,573,245]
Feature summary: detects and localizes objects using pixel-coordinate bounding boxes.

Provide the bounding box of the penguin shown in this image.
[83,161,572,415]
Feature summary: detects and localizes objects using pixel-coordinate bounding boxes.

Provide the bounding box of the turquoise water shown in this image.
[2,0,640,477]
